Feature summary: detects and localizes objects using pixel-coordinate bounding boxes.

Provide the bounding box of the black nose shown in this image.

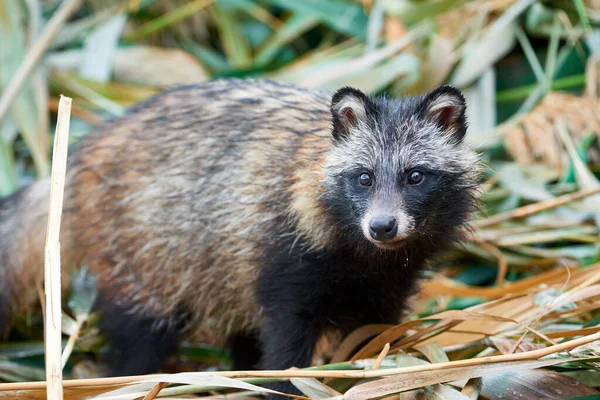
[369,216,398,241]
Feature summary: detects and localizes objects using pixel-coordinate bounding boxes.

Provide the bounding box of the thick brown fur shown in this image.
[0,79,338,358]
[0,79,480,395]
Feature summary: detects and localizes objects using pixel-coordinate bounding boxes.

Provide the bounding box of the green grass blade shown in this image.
[260,0,368,39]
[451,0,535,87]
[211,2,252,69]
[544,15,561,89]
[0,133,17,196]
[220,0,280,28]
[254,12,319,66]
[380,0,467,24]
[181,39,229,72]
[496,74,586,102]
[515,25,546,84]
[366,2,384,51]
[124,0,214,42]
[327,52,419,93]
[0,0,49,178]
[573,0,592,31]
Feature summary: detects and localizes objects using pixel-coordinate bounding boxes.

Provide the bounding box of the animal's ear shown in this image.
[421,85,467,141]
[331,87,371,140]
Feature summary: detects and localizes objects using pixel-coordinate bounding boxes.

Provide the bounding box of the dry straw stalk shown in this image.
[0,328,598,393]
[475,186,600,228]
[44,95,73,400]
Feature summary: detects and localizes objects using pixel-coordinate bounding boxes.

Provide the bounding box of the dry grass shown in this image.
[504,92,600,171]
[0,259,598,398]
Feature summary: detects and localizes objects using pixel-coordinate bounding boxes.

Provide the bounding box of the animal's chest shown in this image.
[258,243,420,330]
[317,263,415,327]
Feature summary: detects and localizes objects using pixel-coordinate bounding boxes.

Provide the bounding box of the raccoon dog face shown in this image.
[324,86,479,251]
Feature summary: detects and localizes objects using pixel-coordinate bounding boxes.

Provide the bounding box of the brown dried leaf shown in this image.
[344,359,570,400]
[331,324,392,363]
[486,336,547,355]
[353,311,518,360]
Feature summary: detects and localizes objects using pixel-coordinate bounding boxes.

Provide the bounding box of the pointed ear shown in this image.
[421,85,467,141]
[331,87,371,140]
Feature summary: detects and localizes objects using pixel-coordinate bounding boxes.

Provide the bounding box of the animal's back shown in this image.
[1,79,333,345]
[63,79,334,339]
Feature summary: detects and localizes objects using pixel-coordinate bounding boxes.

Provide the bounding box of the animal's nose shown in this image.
[369,216,398,241]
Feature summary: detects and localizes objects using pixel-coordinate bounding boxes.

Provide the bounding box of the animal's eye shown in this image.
[408,170,424,185]
[359,173,372,186]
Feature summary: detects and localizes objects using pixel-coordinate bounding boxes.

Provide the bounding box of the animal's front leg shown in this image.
[259,314,321,397]
[255,251,330,398]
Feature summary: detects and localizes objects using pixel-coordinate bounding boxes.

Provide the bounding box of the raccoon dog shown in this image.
[0,79,479,393]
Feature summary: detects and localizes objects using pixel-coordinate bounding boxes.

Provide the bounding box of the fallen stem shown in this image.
[475,187,600,228]
[1,330,598,392]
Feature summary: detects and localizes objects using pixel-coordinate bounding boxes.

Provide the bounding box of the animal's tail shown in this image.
[0,179,51,332]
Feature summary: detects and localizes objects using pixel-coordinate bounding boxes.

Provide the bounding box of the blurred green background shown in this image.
[1,0,598,195]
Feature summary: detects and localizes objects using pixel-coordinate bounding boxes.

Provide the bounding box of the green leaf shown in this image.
[321,52,420,93]
[451,0,535,87]
[573,0,592,31]
[562,371,600,389]
[0,131,17,196]
[525,2,585,38]
[291,377,336,399]
[366,2,384,51]
[583,314,600,328]
[124,0,214,42]
[177,342,231,365]
[78,13,127,82]
[414,342,449,363]
[0,341,46,359]
[515,25,546,84]
[181,39,229,72]
[454,265,497,286]
[254,12,318,66]
[446,297,484,310]
[380,0,468,25]
[259,0,368,39]
[496,74,586,103]
[496,163,554,202]
[98,372,285,398]
[211,2,253,69]
[0,0,49,178]
[0,360,46,382]
[481,369,599,400]
[219,0,279,27]
[425,384,473,400]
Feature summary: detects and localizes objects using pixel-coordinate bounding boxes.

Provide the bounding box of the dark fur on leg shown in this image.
[0,302,9,340]
[95,295,182,376]
[258,316,321,398]
[229,332,262,370]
